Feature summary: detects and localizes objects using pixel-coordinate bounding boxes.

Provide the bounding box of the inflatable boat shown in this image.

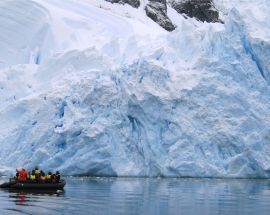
[0,179,66,190]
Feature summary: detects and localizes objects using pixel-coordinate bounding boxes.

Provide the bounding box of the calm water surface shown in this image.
[0,177,270,215]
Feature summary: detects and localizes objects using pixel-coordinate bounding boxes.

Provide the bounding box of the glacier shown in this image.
[0,0,270,178]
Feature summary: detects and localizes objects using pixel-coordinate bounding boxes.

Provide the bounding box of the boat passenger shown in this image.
[13,173,19,182]
[51,174,56,183]
[27,171,31,181]
[40,172,46,183]
[34,167,41,177]
[30,170,36,182]
[46,172,52,183]
[16,169,27,183]
[55,171,61,183]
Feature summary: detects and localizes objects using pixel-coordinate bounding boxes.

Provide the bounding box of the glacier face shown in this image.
[0,0,270,177]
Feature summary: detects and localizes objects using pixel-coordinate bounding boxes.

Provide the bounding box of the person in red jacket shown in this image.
[16,169,27,182]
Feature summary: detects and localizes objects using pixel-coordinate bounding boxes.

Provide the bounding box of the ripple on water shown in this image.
[1,178,270,215]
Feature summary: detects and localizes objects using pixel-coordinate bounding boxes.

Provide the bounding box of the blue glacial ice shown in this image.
[0,0,270,178]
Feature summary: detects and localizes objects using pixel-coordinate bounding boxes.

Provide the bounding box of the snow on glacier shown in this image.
[0,0,270,177]
[0,0,53,68]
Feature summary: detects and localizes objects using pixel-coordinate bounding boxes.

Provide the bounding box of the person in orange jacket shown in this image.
[16,168,27,182]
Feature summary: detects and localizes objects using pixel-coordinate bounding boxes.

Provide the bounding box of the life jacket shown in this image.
[46,175,51,180]
[30,175,36,180]
[17,170,27,182]
[35,170,41,175]
[40,175,46,181]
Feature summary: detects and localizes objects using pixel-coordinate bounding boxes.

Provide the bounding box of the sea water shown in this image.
[0,177,270,215]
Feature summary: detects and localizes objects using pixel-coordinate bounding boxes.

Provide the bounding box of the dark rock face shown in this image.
[171,0,221,23]
[105,0,221,31]
[145,0,176,31]
[105,0,140,8]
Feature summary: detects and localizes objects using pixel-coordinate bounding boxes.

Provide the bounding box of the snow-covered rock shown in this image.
[105,0,140,8]
[145,0,176,31]
[0,0,270,178]
[170,0,221,23]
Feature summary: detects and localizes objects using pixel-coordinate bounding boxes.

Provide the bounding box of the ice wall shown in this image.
[0,0,270,178]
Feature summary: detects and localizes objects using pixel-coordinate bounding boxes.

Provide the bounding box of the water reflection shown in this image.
[5,189,65,207]
[14,192,27,206]
[0,177,270,215]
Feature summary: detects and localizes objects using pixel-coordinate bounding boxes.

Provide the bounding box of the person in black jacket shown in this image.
[55,171,61,183]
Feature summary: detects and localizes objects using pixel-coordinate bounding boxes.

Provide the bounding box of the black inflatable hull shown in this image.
[0,182,11,188]
[0,180,66,190]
